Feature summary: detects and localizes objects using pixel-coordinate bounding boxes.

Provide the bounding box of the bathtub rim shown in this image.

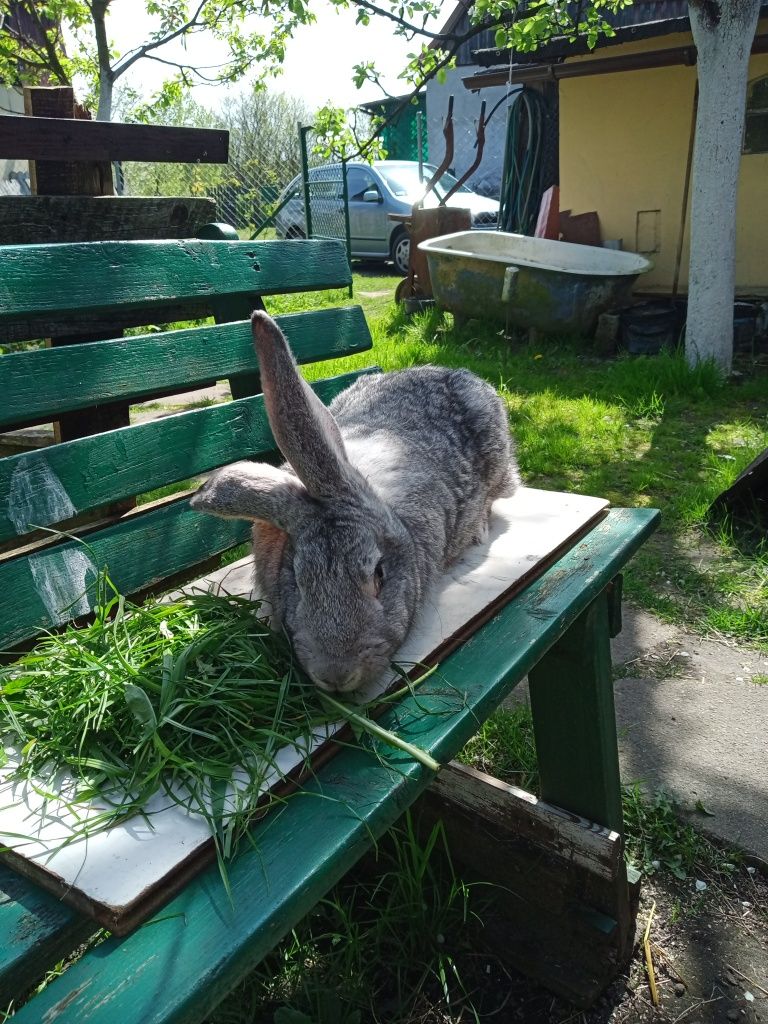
[418,230,654,279]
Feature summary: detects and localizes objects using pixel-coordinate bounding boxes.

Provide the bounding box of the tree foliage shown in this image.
[0,0,313,120]
[0,0,630,124]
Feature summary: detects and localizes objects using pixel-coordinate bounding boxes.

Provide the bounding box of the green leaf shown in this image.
[695,799,716,817]
[124,684,157,740]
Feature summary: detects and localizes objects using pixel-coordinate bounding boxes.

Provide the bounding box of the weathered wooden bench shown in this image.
[0,230,659,1021]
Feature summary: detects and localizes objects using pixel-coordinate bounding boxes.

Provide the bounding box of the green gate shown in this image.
[298,126,351,269]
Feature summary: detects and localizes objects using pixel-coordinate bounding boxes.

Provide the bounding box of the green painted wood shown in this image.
[0,865,93,1008]
[0,503,250,650]
[8,507,659,1024]
[528,591,624,834]
[0,196,218,246]
[0,308,372,430]
[212,295,266,401]
[0,370,374,544]
[0,239,351,323]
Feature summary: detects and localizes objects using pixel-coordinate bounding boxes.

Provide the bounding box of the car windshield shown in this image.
[378,164,472,199]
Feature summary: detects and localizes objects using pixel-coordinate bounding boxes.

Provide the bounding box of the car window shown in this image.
[347,167,379,201]
[379,164,472,199]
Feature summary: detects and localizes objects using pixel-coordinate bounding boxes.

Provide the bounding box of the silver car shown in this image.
[274,160,500,275]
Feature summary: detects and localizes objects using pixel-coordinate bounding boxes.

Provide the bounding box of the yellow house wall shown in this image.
[558,24,768,294]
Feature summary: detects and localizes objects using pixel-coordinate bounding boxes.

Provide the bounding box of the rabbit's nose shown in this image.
[311,667,362,693]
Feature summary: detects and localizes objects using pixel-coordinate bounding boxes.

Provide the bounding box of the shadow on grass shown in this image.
[378,309,767,645]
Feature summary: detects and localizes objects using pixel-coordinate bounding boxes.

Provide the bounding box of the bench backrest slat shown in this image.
[0,307,371,430]
[0,239,350,323]
[0,500,252,649]
[1,234,375,650]
[0,370,374,546]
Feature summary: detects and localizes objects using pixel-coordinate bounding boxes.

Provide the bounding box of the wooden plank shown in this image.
[0,308,372,430]
[6,508,659,1024]
[0,490,609,929]
[418,762,634,1005]
[0,113,229,165]
[428,761,620,878]
[0,370,373,544]
[0,865,94,1009]
[0,500,250,650]
[528,590,624,834]
[24,87,112,197]
[0,239,352,323]
[48,328,130,443]
[0,197,218,245]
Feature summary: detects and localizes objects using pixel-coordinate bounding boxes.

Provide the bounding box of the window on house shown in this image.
[744,75,768,154]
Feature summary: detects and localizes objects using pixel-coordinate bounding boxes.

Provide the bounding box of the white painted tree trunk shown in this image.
[686,0,761,371]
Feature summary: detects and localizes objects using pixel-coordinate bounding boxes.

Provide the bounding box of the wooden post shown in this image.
[23,87,113,196]
[22,86,127,446]
[527,588,624,835]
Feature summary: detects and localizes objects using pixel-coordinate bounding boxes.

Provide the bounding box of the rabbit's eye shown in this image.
[373,560,385,597]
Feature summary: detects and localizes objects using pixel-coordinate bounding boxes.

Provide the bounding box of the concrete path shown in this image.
[611,607,768,865]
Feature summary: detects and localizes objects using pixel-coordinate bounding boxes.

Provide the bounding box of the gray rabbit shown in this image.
[191,311,519,692]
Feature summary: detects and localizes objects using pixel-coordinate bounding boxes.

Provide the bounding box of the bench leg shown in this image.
[528,587,624,835]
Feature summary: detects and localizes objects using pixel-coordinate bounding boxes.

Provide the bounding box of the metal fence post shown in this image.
[298,125,313,239]
[341,157,353,297]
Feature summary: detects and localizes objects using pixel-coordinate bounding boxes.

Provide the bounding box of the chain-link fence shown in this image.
[122,121,350,258]
[122,144,301,240]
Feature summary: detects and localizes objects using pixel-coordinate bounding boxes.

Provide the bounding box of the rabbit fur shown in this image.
[191,310,520,692]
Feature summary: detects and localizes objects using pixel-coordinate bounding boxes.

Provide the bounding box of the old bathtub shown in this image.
[419,231,652,336]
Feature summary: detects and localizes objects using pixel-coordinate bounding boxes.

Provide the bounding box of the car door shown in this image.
[346,166,388,257]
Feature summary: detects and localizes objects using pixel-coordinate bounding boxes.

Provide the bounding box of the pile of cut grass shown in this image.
[0,569,436,875]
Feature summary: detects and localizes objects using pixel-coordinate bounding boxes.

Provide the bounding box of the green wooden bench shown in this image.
[0,230,660,1021]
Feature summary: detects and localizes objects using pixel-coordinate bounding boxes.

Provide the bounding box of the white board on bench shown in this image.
[0,487,608,932]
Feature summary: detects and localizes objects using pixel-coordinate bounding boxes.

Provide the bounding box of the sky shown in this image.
[101,0,447,112]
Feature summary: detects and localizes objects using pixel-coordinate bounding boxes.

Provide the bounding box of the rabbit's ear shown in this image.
[191,462,312,535]
[252,310,350,499]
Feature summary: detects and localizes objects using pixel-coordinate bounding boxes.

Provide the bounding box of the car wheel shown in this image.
[390,228,410,275]
[286,226,305,239]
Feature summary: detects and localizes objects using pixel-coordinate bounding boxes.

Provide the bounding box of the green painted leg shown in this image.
[528,589,624,835]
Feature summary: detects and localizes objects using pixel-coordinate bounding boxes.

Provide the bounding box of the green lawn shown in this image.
[265,280,767,650]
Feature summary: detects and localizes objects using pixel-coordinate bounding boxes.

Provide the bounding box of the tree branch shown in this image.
[111,0,208,79]
[141,51,244,84]
[5,4,70,83]
[28,0,71,82]
[351,0,452,40]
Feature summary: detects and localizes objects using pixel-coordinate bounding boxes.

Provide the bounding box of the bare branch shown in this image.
[351,0,449,40]
[141,51,246,84]
[112,0,208,79]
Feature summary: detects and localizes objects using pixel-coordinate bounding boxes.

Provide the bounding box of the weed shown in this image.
[207,816,488,1024]
[622,784,740,880]
[457,701,539,792]
[0,568,437,884]
[752,674,768,685]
